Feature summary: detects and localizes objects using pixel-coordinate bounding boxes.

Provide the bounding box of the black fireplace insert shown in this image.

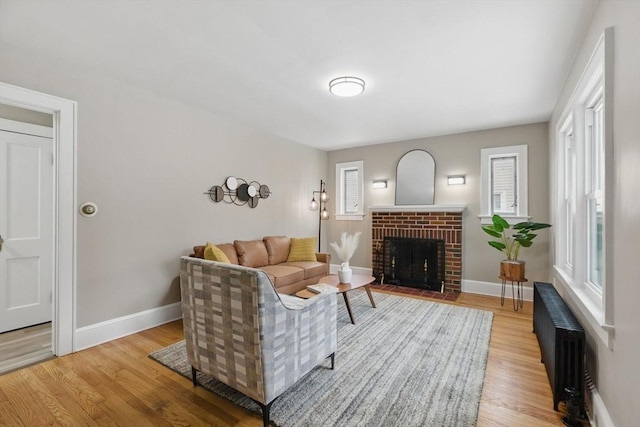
[380,237,446,292]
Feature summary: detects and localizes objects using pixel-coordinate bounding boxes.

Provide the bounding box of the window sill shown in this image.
[554,265,614,349]
[335,214,365,221]
[478,214,530,225]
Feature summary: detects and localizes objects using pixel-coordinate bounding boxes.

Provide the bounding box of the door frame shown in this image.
[0,82,77,356]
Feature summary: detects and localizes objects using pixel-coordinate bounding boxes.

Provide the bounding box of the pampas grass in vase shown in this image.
[330,232,361,283]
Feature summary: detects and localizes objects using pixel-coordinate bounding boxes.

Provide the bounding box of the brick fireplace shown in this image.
[371,207,464,293]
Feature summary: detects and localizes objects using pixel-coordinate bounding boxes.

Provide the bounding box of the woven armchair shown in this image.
[180,256,338,426]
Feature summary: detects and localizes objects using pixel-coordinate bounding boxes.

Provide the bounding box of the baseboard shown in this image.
[329,264,372,276]
[589,387,615,427]
[462,279,534,301]
[75,302,182,351]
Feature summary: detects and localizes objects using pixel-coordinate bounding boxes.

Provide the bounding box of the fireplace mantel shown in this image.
[369,204,466,213]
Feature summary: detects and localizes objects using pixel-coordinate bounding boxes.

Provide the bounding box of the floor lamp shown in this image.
[309,180,329,252]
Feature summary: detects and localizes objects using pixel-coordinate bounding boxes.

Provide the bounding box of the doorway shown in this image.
[0,82,77,357]
[0,112,54,373]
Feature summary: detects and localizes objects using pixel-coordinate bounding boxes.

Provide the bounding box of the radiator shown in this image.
[533,282,585,411]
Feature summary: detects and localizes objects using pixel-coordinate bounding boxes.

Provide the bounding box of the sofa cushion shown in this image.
[192,245,205,258]
[217,243,240,265]
[234,240,269,268]
[281,261,328,280]
[204,242,230,263]
[261,265,305,288]
[264,236,291,265]
[287,237,317,262]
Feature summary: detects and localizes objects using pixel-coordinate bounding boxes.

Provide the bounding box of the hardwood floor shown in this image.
[0,291,568,426]
[0,322,54,375]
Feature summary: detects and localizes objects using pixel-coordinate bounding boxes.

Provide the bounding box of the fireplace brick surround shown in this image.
[371,210,463,292]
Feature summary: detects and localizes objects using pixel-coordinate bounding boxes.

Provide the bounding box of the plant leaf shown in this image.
[488,241,506,251]
[513,232,534,240]
[527,223,552,231]
[492,214,510,230]
[482,226,502,238]
[518,239,533,247]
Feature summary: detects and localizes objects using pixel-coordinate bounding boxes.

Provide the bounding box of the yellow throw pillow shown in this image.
[287,237,317,262]
[204,242,230,263]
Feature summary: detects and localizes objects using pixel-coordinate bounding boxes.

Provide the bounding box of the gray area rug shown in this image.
[150,291,493,427]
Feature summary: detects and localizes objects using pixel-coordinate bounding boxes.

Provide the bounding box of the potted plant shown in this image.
[330,232,361,283]
[481,214,551,280]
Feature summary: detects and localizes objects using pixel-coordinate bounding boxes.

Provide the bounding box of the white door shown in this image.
[0,121,53,333]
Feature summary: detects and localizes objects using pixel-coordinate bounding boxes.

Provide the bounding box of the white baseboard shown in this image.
[589,387,615,427]
[329,264,372,276]
[462,279,534,301]
[75,302,182,351]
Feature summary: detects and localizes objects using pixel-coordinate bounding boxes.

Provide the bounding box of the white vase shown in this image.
[338,262,352,283]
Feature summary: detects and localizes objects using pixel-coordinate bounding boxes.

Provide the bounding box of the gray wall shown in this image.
[549,1,640,425]
[326,122,551,284]
[0,43,327,327]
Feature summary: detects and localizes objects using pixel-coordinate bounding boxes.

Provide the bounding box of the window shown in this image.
[335,160,364,220]
[586,95,605,291]
[480,144,528,224]
[491,156,517,215]
[559,115,575,272]
[554,28,613,347]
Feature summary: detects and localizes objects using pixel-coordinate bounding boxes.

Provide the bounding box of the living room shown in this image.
[0,1,638,426]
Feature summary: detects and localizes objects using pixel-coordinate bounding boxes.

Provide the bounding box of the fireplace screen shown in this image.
[380,237,446,292]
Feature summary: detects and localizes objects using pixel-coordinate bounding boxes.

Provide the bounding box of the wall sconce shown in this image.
[447,175,466,185]
[372,179,388,189]
[309,180,329,251]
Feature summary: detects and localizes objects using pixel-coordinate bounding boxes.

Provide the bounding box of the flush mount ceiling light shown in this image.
[329,76,365,97]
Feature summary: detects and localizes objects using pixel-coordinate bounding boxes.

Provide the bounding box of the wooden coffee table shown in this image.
[295,274,376,324]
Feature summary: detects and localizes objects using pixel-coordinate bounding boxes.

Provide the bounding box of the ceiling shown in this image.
[0,0,597,151]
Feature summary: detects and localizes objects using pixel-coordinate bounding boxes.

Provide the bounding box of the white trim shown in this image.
[480,144,528,218]
[335,214,366,221]
[589,386,615,427]
[0,82,77,356]
[0,118,53,138]
[478,214,530,225]
[369,204,466,213]
[462,279,534,301]
[335,160,364,216]
[75,302,183,351]
[551,28,614,343]
[553,267,613,349]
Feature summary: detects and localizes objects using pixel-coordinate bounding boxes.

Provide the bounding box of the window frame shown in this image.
[553,28,614,348]
[335,160,364,221]
[479,144,529,225]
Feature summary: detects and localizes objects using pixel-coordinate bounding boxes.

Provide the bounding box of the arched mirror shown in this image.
[395,149,436,205]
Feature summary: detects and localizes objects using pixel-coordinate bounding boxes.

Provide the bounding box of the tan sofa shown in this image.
[191,236,330,295]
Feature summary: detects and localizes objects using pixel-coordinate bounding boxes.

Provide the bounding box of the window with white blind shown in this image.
[479,145,528,224]
[335,160,364,220]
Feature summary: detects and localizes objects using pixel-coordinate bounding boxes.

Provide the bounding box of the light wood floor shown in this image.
[0,291,568,426]
[0,322,54,375]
